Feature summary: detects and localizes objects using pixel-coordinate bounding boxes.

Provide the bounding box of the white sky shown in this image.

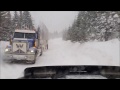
[30,11,78,33]
[11,11,78,33]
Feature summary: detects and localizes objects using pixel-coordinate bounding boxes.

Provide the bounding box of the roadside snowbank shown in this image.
[37,38,119,66]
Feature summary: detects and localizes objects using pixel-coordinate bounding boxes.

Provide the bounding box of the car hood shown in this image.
[21,65,108,79]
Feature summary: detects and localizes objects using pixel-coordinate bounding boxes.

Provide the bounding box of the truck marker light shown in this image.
[34,41,36,47]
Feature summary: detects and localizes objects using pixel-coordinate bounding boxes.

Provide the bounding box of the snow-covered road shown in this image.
[0,38,120,79]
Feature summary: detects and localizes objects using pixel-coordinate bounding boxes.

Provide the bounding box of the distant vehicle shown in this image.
[4,29,48,64]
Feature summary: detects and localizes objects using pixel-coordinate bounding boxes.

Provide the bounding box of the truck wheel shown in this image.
[31,60,35,64]
[30,55,36,64]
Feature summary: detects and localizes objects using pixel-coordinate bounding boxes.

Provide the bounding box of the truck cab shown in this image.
[4,29,42,64]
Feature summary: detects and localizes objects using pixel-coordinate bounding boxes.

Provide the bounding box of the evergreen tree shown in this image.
[0,11,12,40]
[19,11,23,29]
[0,11,8,27]
[5,11,12,29]
[95,11,120,41]
[65,11,120,42]
[22,11,34,30]
[0,11,7,40]
[12,11,20,29]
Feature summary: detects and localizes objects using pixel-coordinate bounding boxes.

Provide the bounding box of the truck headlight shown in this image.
[5,45,12,52]
[28,47,36,54]
[30,50,34,53]
[29,49,35,53]
[5,49,9,52]
[5,48,10,52]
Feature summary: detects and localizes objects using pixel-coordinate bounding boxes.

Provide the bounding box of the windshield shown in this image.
[14,32,24,38]
[0,11,120,79]
[14,32,36,39]
[25,33,36,39]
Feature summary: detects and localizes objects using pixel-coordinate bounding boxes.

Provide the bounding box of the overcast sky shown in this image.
[11,11,78,33]
[30,11,78,33]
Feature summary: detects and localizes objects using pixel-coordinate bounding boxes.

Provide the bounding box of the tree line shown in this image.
[0,11,34,40]
[63,11,120,43]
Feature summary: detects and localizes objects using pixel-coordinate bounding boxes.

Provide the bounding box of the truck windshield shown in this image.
[14,32,24,38]
[25,33,36,39]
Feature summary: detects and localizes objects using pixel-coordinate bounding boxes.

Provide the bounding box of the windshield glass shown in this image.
[0,11,120,79]
[14,32,24,38]
[25,33,36,39]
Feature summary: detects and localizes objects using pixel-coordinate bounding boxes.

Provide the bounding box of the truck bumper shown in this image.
[4,53,35,62]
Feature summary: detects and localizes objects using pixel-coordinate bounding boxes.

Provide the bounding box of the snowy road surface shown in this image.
[0,38,120,79]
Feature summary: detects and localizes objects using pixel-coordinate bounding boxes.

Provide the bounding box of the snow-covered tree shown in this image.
[65,11,120,42]
[0,11,9,27]
[22,11,34,30]
[19,11,23,29]
[12,11,20,29]
[95,11,120,41]
[0,11,12,40]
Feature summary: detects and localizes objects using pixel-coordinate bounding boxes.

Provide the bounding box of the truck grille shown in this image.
[12,42,27,54]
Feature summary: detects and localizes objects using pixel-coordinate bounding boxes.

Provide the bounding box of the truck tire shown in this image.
[27,60,35,64]
[31,60,35,64]
[30,54,36,64]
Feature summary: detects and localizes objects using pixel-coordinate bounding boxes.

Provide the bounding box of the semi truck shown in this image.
[4,28,48,64]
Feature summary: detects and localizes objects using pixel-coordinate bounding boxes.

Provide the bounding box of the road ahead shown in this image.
[0,38,119,79]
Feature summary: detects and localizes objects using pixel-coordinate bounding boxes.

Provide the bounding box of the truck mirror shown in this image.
[9,35,13,45]
[10,38,12,45]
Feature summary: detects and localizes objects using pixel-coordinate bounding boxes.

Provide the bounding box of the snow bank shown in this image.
[33,38,120,67]
[62,39,120,66]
